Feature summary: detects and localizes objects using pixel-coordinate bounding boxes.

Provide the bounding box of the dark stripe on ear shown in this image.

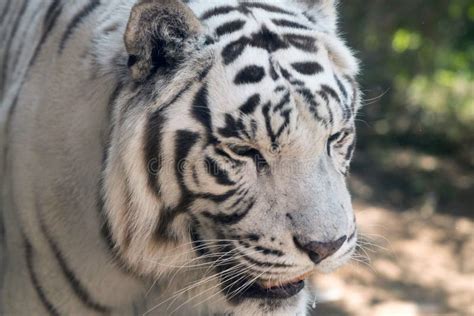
[241,2,295,15]
[59,0,100,53]
[239,94,260,114]
[203,199,255,225]
[145,107,167,195]
[201,5,236,20]
[191,84,213,140]
[272,19,310,30]
[283,34,317,52]
[37,210,109,313]
[205,156,236,186]
[222,36,250,65]
[234,65,265,84]
[291,62,323,75]
[24,239,61,316]
[215,19,246,37]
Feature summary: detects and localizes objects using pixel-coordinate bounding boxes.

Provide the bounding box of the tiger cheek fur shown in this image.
[1,0,360,315]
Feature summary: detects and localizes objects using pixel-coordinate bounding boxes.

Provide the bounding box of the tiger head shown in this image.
[104,0,360,314]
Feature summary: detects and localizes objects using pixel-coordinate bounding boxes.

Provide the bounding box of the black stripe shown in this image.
[296,88,326,125]
[24,239,61,316]
[271,19,310,30]
[273,92,290,113]
[291,62,323,75]
[98,83,122,252]
[280,66,304,86]
[97,84,139,276]
[37,212,109,313]
[191,84,213,140]
[321,84,341,103]
[144,81,194,195]
[236,249,292,268]
[283,34,317,52]
[234,65,265,85]
[145,107,167,195]
[250,26,289,53]
[262,103,277,144]
[154,130,200,241]
[205,156,236,186]
[201,5,236,20]
[190,219,210,257]
[215,19,246,37]
[9,8,44,82]
[197,188,238,203]
[221,36,250,65]
[0,0,12,23]
[59,0,100,53]
[241,2,295,16]
[214,147,238,163]
[1,0,28,94]
[334,75,348,99]
[269,61,279,80]
[218,114,244,139]
[317,89,334,125]
[239,94,260,114]
[203,199,255,225]
[345,139,356,160]
[175,130,201,193]
[348,229,357,242]
[4,0,63,143]
[275,109,291,140]
[254,246,284,257]
[31,0,63,67]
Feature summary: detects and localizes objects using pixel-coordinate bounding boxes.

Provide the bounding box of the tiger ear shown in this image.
[299,0,338,34]
[124,0,203,81]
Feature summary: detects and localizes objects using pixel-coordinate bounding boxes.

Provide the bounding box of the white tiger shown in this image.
[0,0,361,315]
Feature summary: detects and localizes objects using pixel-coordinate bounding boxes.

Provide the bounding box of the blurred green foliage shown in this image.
[340,0,474,165]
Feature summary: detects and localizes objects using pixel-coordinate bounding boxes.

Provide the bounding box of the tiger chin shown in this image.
[0,0,360,315]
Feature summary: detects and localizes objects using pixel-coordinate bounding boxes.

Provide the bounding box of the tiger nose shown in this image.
[294,235,347,264]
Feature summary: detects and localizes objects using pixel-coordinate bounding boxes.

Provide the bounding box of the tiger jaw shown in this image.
[258,270,314,290]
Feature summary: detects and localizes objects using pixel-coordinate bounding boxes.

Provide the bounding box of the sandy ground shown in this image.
[311,202,474,316]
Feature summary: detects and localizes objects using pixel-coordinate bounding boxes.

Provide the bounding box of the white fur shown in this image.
[1,0,360,315]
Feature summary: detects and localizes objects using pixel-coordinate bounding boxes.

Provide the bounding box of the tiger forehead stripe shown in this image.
[200,2,296,20]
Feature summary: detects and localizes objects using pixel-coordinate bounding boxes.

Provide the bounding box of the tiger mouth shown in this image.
[233,272,311,300]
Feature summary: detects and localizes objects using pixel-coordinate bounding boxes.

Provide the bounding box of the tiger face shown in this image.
[106,0,360,313]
